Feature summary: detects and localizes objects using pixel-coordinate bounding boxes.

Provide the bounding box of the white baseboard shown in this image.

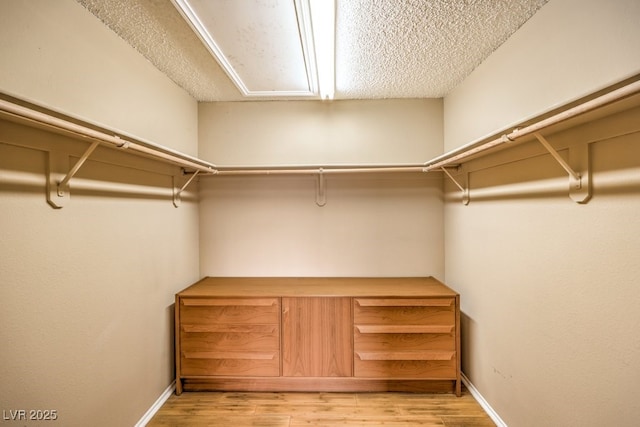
[461,372,507,427]
[135,380,176,427]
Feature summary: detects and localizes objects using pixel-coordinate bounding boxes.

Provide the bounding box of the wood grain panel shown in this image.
[355,298,454,307]
[354,304,455,325]
[354,330,455,352]
[181,300,279,324]
[355,351,455,361]
[181,378,457,393]
[355,325,454,334]
[181,355,280,376]
[182,324,277,333]
[354,359,456,379]
[282,297,352,377]
[184,351,277,360]
[181,331,280,352]
[177,277,457,298]
[182,298,278,306]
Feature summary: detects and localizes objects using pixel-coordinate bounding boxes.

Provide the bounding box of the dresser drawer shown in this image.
[181,324,279,353]
[354,327,455,352]
[354,355,456,379]
[354,298,455,325]
[180,298,280,324]
[181,351,280,376]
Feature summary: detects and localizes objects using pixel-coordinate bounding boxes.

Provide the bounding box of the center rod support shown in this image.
[441,167,470,205]
[440,167,465,193]
[173,170,202,208]
[178,170,200,195]
[316,168,327,207]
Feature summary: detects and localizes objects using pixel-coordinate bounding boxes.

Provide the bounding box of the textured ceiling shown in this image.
[76,0,548,102]
[336,0,548,98]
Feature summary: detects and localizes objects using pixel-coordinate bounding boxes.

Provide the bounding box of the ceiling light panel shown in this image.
[172,0,317,97]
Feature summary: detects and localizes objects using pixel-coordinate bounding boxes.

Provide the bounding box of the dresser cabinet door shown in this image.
[180,298,280,377]
[353,298,456,379]
[282,297,353,377]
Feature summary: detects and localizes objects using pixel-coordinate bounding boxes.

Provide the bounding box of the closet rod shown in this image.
[423,78,640,171]
[214,164,429,175]
[205,78,640,177]
[0,98,217,174]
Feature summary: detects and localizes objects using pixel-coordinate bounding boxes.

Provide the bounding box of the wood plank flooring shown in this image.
[147,388,495,426]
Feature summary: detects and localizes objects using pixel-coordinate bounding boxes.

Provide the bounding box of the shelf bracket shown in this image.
[316,168,327,207]
[173,170,200,207]
[533,133,591,203]
[441,167,469,205]
[47,140,100,208]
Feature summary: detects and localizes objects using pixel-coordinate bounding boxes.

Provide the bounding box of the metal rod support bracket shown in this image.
[47,141,101,208]
[533,133,581,183]
[173,170,200,207]
[441,167,469,205]
[533,133,591,203]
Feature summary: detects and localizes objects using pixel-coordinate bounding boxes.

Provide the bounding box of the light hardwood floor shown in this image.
[147,388,495,426]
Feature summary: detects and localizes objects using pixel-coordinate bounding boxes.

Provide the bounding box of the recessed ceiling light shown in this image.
[171,0,335,100]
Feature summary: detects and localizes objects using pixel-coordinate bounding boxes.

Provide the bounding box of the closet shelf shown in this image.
[202,77,640,178]
[430,77,640,205]
[0,96,217,174]
[0,94,217,208]
[2,76,639,208]
[423,78,640,173]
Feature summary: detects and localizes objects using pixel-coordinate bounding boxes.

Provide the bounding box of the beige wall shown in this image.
[0,1,199,426]
[198,100,445,278]
[199,173,444,278]
[442,0,640,423]
[198,99,443,165]
[0,0,197,155]
[444,106,640,426]
[444,0,640,151]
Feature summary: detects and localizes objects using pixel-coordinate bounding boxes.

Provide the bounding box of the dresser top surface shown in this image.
[177,277,458,298]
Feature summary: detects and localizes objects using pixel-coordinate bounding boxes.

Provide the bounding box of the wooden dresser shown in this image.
[175,277,461,396]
